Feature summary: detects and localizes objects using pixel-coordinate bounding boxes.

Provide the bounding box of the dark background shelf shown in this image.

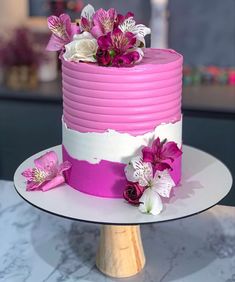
[0,82,234,206]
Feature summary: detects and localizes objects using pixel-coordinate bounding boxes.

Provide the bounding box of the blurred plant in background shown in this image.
[0,28,47,89]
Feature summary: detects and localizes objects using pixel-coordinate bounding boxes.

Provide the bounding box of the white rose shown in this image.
[63,32,98,63]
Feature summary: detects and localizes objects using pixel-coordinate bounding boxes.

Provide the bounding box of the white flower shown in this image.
[148,170,175,198]
[138,170,175,215]
[124,156,152,186]
[125,155,175,216]
[119,17,151,46]
[138,188,163,215]
[63,32,98,63]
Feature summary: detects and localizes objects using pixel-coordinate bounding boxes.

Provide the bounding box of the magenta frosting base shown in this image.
[62,145,182,198]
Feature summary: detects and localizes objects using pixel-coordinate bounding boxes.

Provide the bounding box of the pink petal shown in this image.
[97,32,112,49]
[115,14,125,26]
[41,175,65,191]
[26,181,44,191]
[112,27,122,37]
[71,23,80,37]
[152,137,161,154]
[34,151,58,172]
[91,25,104,38]
[47,15,60,32]
[60,13,73,38]
[46,34,65,51]
[112,51,140,67]
[142,147,154,163]
[58,161,72,173]
[125,12,134,19]
[125,31,137,47]
[107,8,117,21]
[93,8,106,26]
[80,17,91,31]
[154,162,172,172]
[161,142,182,162]
[22,169,33,179]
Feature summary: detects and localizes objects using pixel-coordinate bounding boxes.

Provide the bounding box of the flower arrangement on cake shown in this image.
[46,4,151,67]
[124,138,182,215]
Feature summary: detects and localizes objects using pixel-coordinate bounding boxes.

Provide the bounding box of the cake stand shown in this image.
[14,145,232,278]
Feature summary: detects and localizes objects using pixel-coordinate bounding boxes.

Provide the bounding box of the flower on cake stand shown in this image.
[123,182,145,205]
[138,169,175,215]
[22,151,71,192]
[138,188,163,215]
[124,156,152,186]
[124,137,180,215]
[142,137,182,172]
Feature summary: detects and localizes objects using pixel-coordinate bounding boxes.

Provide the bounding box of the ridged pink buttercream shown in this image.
[62,48,183,136]
[62,48,183,198]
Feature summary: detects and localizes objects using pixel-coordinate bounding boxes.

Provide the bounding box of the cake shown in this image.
[61,48,183,198]
[22,4,183,215]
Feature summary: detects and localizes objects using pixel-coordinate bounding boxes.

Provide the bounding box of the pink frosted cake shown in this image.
[61,48,183,198]
[41,4,183,215]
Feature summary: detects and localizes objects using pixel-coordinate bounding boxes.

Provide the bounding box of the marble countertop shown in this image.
[0,180,235,282]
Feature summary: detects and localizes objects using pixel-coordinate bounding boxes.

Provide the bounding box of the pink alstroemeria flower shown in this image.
[98,28,136,54]
[46,14,79,51]
[142,138,182,172]
[22,151,71,192]
[92,8,117,38]
[97,28,138,66]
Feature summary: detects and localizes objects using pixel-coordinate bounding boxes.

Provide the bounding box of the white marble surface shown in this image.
[0,180,235,282]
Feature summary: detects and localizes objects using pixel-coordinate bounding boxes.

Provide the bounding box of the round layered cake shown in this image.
[62,48,183,198]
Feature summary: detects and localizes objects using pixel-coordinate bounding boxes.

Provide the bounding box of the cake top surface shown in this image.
[62,48,183,73]
[143,48,182,65]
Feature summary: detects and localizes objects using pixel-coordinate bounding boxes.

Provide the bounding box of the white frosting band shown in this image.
[62,117,182,164]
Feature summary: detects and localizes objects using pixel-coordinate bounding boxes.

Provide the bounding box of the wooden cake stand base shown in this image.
[96,225,145,278]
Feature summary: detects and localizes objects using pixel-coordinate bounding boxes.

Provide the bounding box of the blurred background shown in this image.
[0,0,234,205]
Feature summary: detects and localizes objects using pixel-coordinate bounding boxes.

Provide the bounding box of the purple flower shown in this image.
[97,28,138,66]
[91,8,117,38]
[46,14,79,51]
[112,28,136,53]
[98,28,136,54]
[142,138,182,172]
[22,151,71,191]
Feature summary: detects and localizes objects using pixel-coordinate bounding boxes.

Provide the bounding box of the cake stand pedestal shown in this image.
[14,145,232,278]
[96,225,145,277]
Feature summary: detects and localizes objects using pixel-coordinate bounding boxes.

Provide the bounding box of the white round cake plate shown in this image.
[13,145,233,278]
[14,145,232,225]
